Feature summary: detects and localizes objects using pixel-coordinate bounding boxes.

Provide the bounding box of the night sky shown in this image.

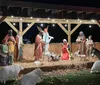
[0,0,100,43]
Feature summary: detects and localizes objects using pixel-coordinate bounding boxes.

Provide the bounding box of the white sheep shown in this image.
[21,68,43,85]
[0,64,24,83]
[90,60,100,73]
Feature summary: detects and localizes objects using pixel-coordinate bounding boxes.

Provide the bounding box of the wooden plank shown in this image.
[22,22,35,35]
[71,23,81,35]
[5,20,18,33]
[57,23,68,35]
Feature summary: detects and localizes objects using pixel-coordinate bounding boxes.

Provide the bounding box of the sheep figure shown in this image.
[0,64,24,84]
[90,60,100,73]
[21,68,43,85]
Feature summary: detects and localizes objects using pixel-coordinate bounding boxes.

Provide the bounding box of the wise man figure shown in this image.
[76,31,86,55]
[15,31,23,61]
[86,35,94,57]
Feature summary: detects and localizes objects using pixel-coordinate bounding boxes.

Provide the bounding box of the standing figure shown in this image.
[15,31,23,61]
[76,31,86,55]
[4,30,16,64]
[86,35,94,57]
[61,39,70,60]
[34,31,44,61]
[43,27,54,55]
[0,39,8,66]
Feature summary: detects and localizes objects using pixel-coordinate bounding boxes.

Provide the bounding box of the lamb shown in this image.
[0,64,24,83]
[90,60,100,73]
[21,68,43,85]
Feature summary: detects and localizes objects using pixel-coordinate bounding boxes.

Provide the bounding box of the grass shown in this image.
[0,70,100,85]
[37,70,100,85]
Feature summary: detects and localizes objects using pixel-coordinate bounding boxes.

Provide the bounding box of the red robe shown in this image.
[34,34,43,61]
[61,44,69,60]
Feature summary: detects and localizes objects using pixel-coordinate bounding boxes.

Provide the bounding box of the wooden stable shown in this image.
[1,16,100,50]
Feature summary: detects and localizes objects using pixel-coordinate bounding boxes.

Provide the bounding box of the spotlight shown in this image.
[40,24,43,27]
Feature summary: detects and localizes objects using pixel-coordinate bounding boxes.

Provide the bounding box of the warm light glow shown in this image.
[66,20,68,22]
[89,25,92,28]
[41,23,43,27]
[37,19,40,22]
[80,20,82,23]
[65,24,67,27]
[30,17,33,19]
[13,23,16,26]
[48,17,50,20]
[77,18,80,21]
[52,24,55,27]
[52,19,55,22]
[91,19,95,22]
[11,15,14,18]
[27,23,30,26]
[20,18,22,21]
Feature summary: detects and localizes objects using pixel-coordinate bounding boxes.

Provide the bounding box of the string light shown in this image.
[20,18,22,21]
[13,23,16,26]
[52,19,55,22]
[65,24,67,27]
[77,18,80,21]
[66,20,68,22]
[52,24,55,27]
[30,17,33,19]
[48,17,50,20]
[37,19,40,22]
[89,25,92,28]
[91,19,95,22]
[27,23,30,26]
[11,15,14,18]
[80,20,82,23]
[41,23,44,27]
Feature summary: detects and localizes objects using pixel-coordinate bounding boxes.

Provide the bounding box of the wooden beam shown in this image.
[71,23,81,35]
[96,20,100,27]
[5,20,18,33]
[22,22,35,35]
[4,17,97,24]
[0,16,7,22]
[57,23,68,35]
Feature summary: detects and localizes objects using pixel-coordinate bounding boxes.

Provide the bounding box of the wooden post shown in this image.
[5,20,18,33]
[68,23,71,50]
[19,21,23,43]
[22,22,35,35]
